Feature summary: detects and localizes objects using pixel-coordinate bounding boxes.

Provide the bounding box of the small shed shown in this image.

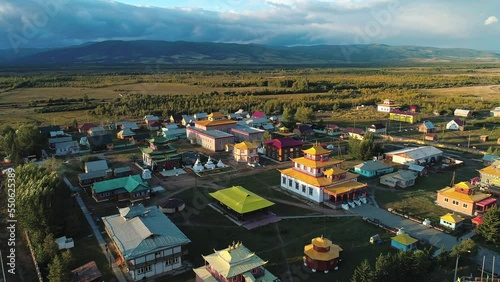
[439,213,464,230]
[71,261,102,282]
[425,133,437,141]
[390,233,418,252]
[370,234,382,244]
[480,135,489,142]
[471,215,483,228]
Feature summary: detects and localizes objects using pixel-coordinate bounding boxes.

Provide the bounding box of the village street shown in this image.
[351,203,500,276]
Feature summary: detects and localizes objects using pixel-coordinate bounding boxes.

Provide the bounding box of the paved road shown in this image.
[351,204,500,275]
[352,204,458,250]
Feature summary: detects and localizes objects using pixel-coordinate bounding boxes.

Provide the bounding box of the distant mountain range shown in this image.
[1,40,499,66]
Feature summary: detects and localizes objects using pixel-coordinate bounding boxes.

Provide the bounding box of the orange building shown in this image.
[279,143,367,207]
[304,236,343,273]
[436,181,496,216]
[233,141,259,164]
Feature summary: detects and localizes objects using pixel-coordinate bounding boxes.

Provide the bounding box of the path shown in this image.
[64,177,128,282]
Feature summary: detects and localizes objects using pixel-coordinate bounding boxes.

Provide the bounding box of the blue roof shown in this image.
[483,154,500,162]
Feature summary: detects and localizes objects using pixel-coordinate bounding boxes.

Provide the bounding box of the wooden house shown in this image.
[233,141,259,164]
[92,175,150,202]
[264,137,304,162]
[418,121,435,133]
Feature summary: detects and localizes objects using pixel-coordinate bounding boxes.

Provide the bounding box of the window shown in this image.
[444,198,448,202]
[166,259,172,266]
[302,185,306,193]
[174,257,180,263]
[295,182,299,190]
[155,251,162,257]
[282,177,286,184]
[452,200,459,206]
[137,265,152,274]
[308,187,313,196]
[463,203,468,208]
[288,179,292,187]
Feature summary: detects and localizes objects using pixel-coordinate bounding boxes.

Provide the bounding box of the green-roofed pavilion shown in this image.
[92,175,150,202]
[140,136,181,171]
[209,186,274,214]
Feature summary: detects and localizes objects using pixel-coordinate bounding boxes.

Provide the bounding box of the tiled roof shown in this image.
[280,168,359,188]
[102,205,190,260]
[385,146,442,160]
[304,237,342,261]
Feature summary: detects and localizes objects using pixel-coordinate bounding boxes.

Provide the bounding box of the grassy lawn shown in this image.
[375,161,485,224]
[169,214,396,282]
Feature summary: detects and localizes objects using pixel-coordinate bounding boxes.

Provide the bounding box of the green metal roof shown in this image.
[93,175,149,194]
[209,186,274,214]
[102,204,190,260]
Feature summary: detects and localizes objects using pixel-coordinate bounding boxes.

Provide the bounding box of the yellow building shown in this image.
[478,160,500,193]
[279,143,367,205]
[233,141,259,164]
[436,182,496,216]
[389,110,421,124]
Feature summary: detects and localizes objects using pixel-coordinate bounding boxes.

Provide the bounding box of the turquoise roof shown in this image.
[93,175,149,194]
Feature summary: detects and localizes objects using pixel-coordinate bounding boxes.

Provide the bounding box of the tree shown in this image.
[61,250,74,271]
[348,132,381,160]
[262,131,272,141]
[450,238,477,257]
[476,206,500,244]
[41,157,63,173]
[71,119,79,132]
[294,106,314,123]
[47,255,67,282]
[281,107,295,127]
[1,125,15,136]
[38,233,59,265]
[351,259,374,282]
[487,146,494,154]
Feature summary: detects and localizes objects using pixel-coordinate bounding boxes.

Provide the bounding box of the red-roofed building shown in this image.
[78,123,97,134]
[147,120,161,131]
[251,111,267,119]
[326,124,340,134]
[264,137,305,162]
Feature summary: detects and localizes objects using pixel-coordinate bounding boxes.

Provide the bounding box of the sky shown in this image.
[1,0,499,51]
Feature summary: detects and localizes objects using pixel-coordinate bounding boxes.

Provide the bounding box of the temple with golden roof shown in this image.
[279,143,367,206]
[304,235,343,273]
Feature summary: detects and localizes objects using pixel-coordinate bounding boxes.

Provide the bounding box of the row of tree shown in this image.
[351,238,477,282]
[11,162,78,281]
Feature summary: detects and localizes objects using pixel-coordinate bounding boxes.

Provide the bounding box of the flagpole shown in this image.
[481,256,485,280]
[492,256,495,282]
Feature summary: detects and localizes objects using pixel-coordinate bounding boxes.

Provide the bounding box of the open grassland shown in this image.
[423,85,500,102]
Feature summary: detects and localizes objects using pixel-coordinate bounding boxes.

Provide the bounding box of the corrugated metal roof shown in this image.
[85,160,109,172]
[385,146,442,160]
[93,175,149,194]
[354,160,391,171]
[102,205,190,260]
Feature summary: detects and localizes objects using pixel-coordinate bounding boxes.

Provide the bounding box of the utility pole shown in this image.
[468,132,471,148]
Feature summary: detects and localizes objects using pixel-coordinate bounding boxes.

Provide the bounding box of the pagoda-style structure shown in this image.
[279,143,367,205]
[304,235,343,273]
[140,136,181,171]
[193,241,279,282]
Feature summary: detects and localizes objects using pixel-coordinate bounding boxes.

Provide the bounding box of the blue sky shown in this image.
[1,0,499,51]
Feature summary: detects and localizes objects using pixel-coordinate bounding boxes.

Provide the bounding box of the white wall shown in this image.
[280,173,323,203]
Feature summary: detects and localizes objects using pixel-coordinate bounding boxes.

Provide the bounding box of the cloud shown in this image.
[484,16,498,25]
[0,0,499,51]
